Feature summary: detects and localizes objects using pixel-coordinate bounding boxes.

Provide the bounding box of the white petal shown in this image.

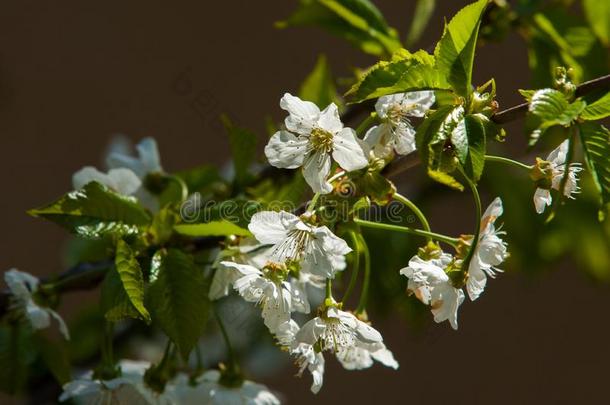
[72,167,111,190]
[332,128,368,172]
[107,168,142,196]
[264,130,308,169]
[391,123,417,155]
[546,139,569,166]
[466,262,487,301]
[136,138,163,175]
[302,151,332,194]
[296,317,327,346]
[280,93,320,135]
[309,353,325,394]
[49,309,70,340]
[25,303,51,330]
[261,283,292,334]
[4,269,38,300]
[533,188,552,214]
[370,346,399,369]
[402,91,436,117]
[317,103,343,134]
[482,197,504,221]
[248,210,298,245]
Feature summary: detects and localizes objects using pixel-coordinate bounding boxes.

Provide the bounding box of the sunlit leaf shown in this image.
[174,220,251,237]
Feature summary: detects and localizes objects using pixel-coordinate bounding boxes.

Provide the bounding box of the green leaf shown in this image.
[198,199,264,229]
[459,114,487,182]
[0,325,35,395]
[29,182,151,239]
[174,220,251,237]
[434,0,488,98]
[222,116,257,187]
[34,332,71,385]
[529,89,586,127]
[578,123,610,217]
[583,0,610,46]
[405,0,436,48]
[299,54,340,109]
[247,172,308,208]
[147,249,209,360]
[176,165,223,195]
[277,0,402,56]
[415,105,464,190]
[101,268,141,323]
[581,91,610,120]
[113,239,150,323]
[149,207,179,246]
[346,48,449,103]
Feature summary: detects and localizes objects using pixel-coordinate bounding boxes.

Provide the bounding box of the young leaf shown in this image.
[434,0,488,98]
[277,0,402,56]
[529,89,586,128]
[415,105,464,190]
[29,182,151,239]
[405,0,436,47]
[175,165,222,195]
[346,49,449,103]
[113,239,150,323]
[578,123,610,218]
[174,220,251,237]
[221,116,257,188]
[583,0,610,46]
[146,249,209,360]
[459,114,487,182]
[299,54,340,109]
[580,91,610,121]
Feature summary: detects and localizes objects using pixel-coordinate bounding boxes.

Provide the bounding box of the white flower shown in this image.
[196,370,280,405]
[265,93,368,193]
[59,360,155,404]
[292,342,325,394]
[221,261,295,334]
[290,307,395,392]
[467,197,508,301]
[364,91,435,158]
[72,166,142,196]
[106,137,164,211]
[107,137,163,179]
[533,139,583,214]
[248,210,351,279]
[209,238,271,301]
[400,254,464,330]
[4,269,70,339]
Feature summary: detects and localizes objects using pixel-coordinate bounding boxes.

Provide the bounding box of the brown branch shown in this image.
[384,73,610,178]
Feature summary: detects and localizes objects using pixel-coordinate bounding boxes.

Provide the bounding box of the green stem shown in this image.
[168,175,189,201]
[325,278,333,301]
[461,173,482,273]
[214,309,236,367]
[306,193,321,212]
[485,155,534,171]
[353,218,459,247]
[355,113,378,136]
[341,231,361,304]
[393,193,431,234]
[355,234,370,314]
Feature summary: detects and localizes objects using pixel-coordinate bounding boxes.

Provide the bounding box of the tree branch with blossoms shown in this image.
[2,0,610,403]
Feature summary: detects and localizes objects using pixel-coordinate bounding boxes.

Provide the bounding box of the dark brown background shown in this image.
[0,1,609,404]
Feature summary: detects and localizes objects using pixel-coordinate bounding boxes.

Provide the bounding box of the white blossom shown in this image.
[336,342,398,371]
[72,166,141,196]
[467,197,508,301]
[221,261,296,334]
[292,342,325,395]
[106,137,164,211]
[248,210,351,279]
[107,137,163,179]
[209,238,271,301]
[265,93,368,193]
[59,360,156,404]
[4,269,69,339]
[195,370,280,405]
[400,253,464,330]
[533,139,583,214]
[364,91,435,158]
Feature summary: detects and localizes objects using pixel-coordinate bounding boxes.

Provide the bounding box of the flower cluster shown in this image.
[400,198,508,329]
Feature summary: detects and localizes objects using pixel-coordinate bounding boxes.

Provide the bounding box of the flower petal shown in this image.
[107,168,142,196]
[248,210,299,245]
[317,103,343,134]
[391,123,416,155]
[533,188,552,214]
[280,93,320,135]
[302,151,332,194]
[264,130,308,169]
[332,128,368,172]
